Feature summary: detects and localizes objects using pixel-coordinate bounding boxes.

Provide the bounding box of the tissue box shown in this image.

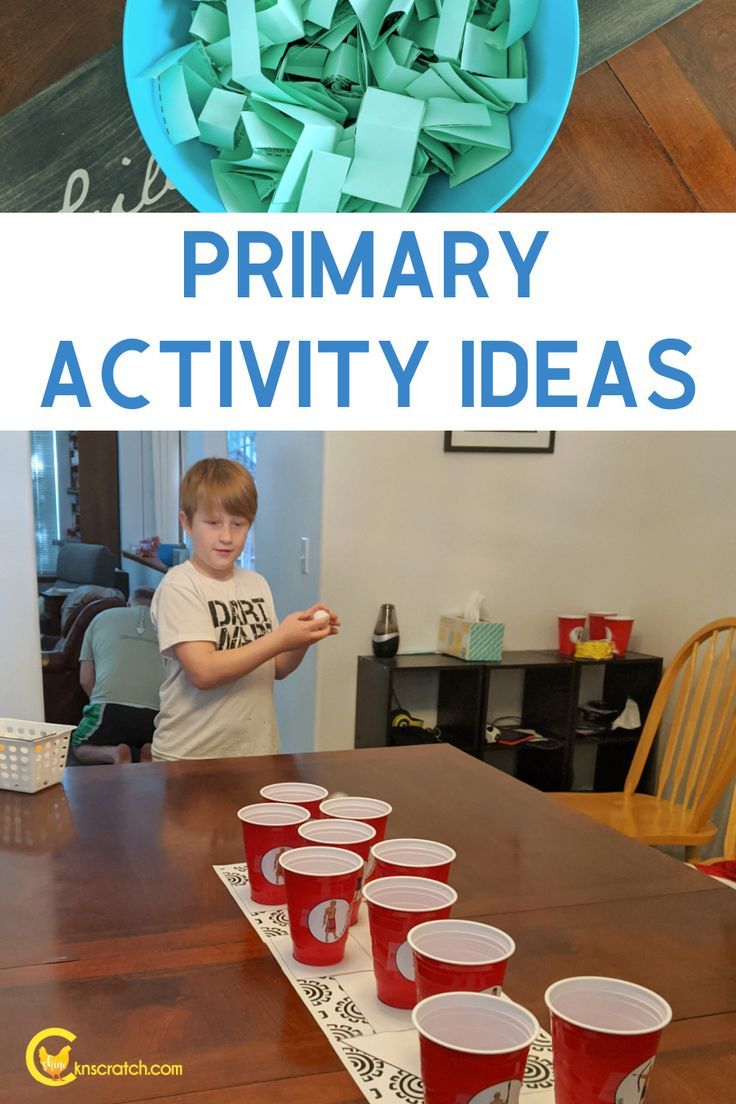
[438,616,505,661]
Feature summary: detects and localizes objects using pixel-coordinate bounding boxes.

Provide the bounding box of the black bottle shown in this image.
[372,603,399,658]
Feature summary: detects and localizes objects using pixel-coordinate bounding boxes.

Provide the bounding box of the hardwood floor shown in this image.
[505,0,736,211]
[0,0,123,116]
[0,0,732,213]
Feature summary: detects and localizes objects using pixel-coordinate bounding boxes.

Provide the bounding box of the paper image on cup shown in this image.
[468,1080,522,1104]
[616,1057,656,1103]
[260,846,290,886]
[569,626,584,643]
[394,940,416,981]
[308,898,350,943]
[482,984,503,996]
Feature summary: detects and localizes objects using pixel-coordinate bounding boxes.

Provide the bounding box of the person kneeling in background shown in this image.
[72,587,165,764]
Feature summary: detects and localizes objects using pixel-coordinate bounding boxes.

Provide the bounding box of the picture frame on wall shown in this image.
[444,431,556,454]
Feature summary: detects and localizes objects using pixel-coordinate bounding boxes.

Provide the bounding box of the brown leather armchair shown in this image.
[42,586,126,726]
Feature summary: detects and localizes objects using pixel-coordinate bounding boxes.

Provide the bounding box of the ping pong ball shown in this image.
[313,609,330,622]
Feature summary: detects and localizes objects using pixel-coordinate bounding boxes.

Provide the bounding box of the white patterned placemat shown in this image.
[215,863,554,1104]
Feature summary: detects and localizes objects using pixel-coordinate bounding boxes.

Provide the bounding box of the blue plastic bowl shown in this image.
[123,0,579,213]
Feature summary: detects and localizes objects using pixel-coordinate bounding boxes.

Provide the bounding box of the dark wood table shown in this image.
[1,745,734,1102]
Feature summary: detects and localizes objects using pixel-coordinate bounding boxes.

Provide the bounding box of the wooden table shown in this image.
[1,745,734,1101]
[0,1,713,214]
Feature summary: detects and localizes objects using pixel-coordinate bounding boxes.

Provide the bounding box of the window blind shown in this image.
[30,431,61,575]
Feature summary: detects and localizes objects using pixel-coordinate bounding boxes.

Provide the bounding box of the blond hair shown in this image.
[180,458,257,524]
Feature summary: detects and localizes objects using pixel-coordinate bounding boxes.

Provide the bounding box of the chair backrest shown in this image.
[625,619,736,831]
[723,786,736,862]
[55,542,117,588]
[59,585,124,637]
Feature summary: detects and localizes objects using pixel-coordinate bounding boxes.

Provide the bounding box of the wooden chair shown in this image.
[550,618,736,860]
[697,785,736,867]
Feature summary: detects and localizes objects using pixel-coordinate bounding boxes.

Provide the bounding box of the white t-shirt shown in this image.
[150,561,280,761]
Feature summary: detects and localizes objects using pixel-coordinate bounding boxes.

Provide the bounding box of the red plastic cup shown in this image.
[260,782,329,818]
[604,616,635,657]
[412,991,539,1104]
[545,976,672,1104]
[558,614,586,656]
[408,920,516,1003]
[367,838,456,884]
[362,876,457,1008]
[588,612,616,640]
[319,796,393,844]
[237,803,310,905]
[297,817,376,925]
[279,845,363,966]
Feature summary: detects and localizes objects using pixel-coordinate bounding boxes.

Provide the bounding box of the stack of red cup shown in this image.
[236,786,671,1102]
[558,612,636,656]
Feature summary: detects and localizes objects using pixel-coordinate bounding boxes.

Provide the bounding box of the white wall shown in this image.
[315,432,736,755]
[632,432,736,659]
[0,434,44,719]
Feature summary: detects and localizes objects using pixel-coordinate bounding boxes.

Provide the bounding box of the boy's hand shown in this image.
[275,608,336,653]
[306,604,340,635]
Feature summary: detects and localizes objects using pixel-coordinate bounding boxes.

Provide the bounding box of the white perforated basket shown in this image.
[0,719,73,793]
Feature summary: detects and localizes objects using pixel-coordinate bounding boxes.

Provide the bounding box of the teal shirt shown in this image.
[80,606,164,711]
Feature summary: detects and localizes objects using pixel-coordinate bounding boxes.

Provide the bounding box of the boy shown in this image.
[150,458,337,760]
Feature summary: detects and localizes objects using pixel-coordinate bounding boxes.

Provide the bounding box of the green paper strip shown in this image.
[368,40,418,93]
[158,64,201,144]
[149,0,541,211]
[461,23,508,78]
[486,0,538,49]
[143,41,217,82]
[323,41,360,86]
[305,0,340,29]
[271,120,340,209]
[227,0,262,83]
[313,13,360,50]
[343,86,424,206]
[191,4,230,44]
[420,132,455,173]
[283,44,330,78]
[206,37,234,68]
[407,66,461,101]
[261,42,289,68]
[450,142,510,186]
[184,65,219,115]
[434,0,473,62]
[212,160,271,210]
[257,0,305,45]
[250,98,304,141]
[348,0,415,50]
[198,87,248,149]
[243,108,297,150]
[424,98,490,129]
[276,80,348,122]
[298,149,351,210]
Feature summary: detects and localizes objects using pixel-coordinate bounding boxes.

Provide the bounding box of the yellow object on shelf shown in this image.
[574,640,615,661]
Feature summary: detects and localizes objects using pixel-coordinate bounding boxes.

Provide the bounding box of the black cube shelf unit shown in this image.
[355,650,663,793]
